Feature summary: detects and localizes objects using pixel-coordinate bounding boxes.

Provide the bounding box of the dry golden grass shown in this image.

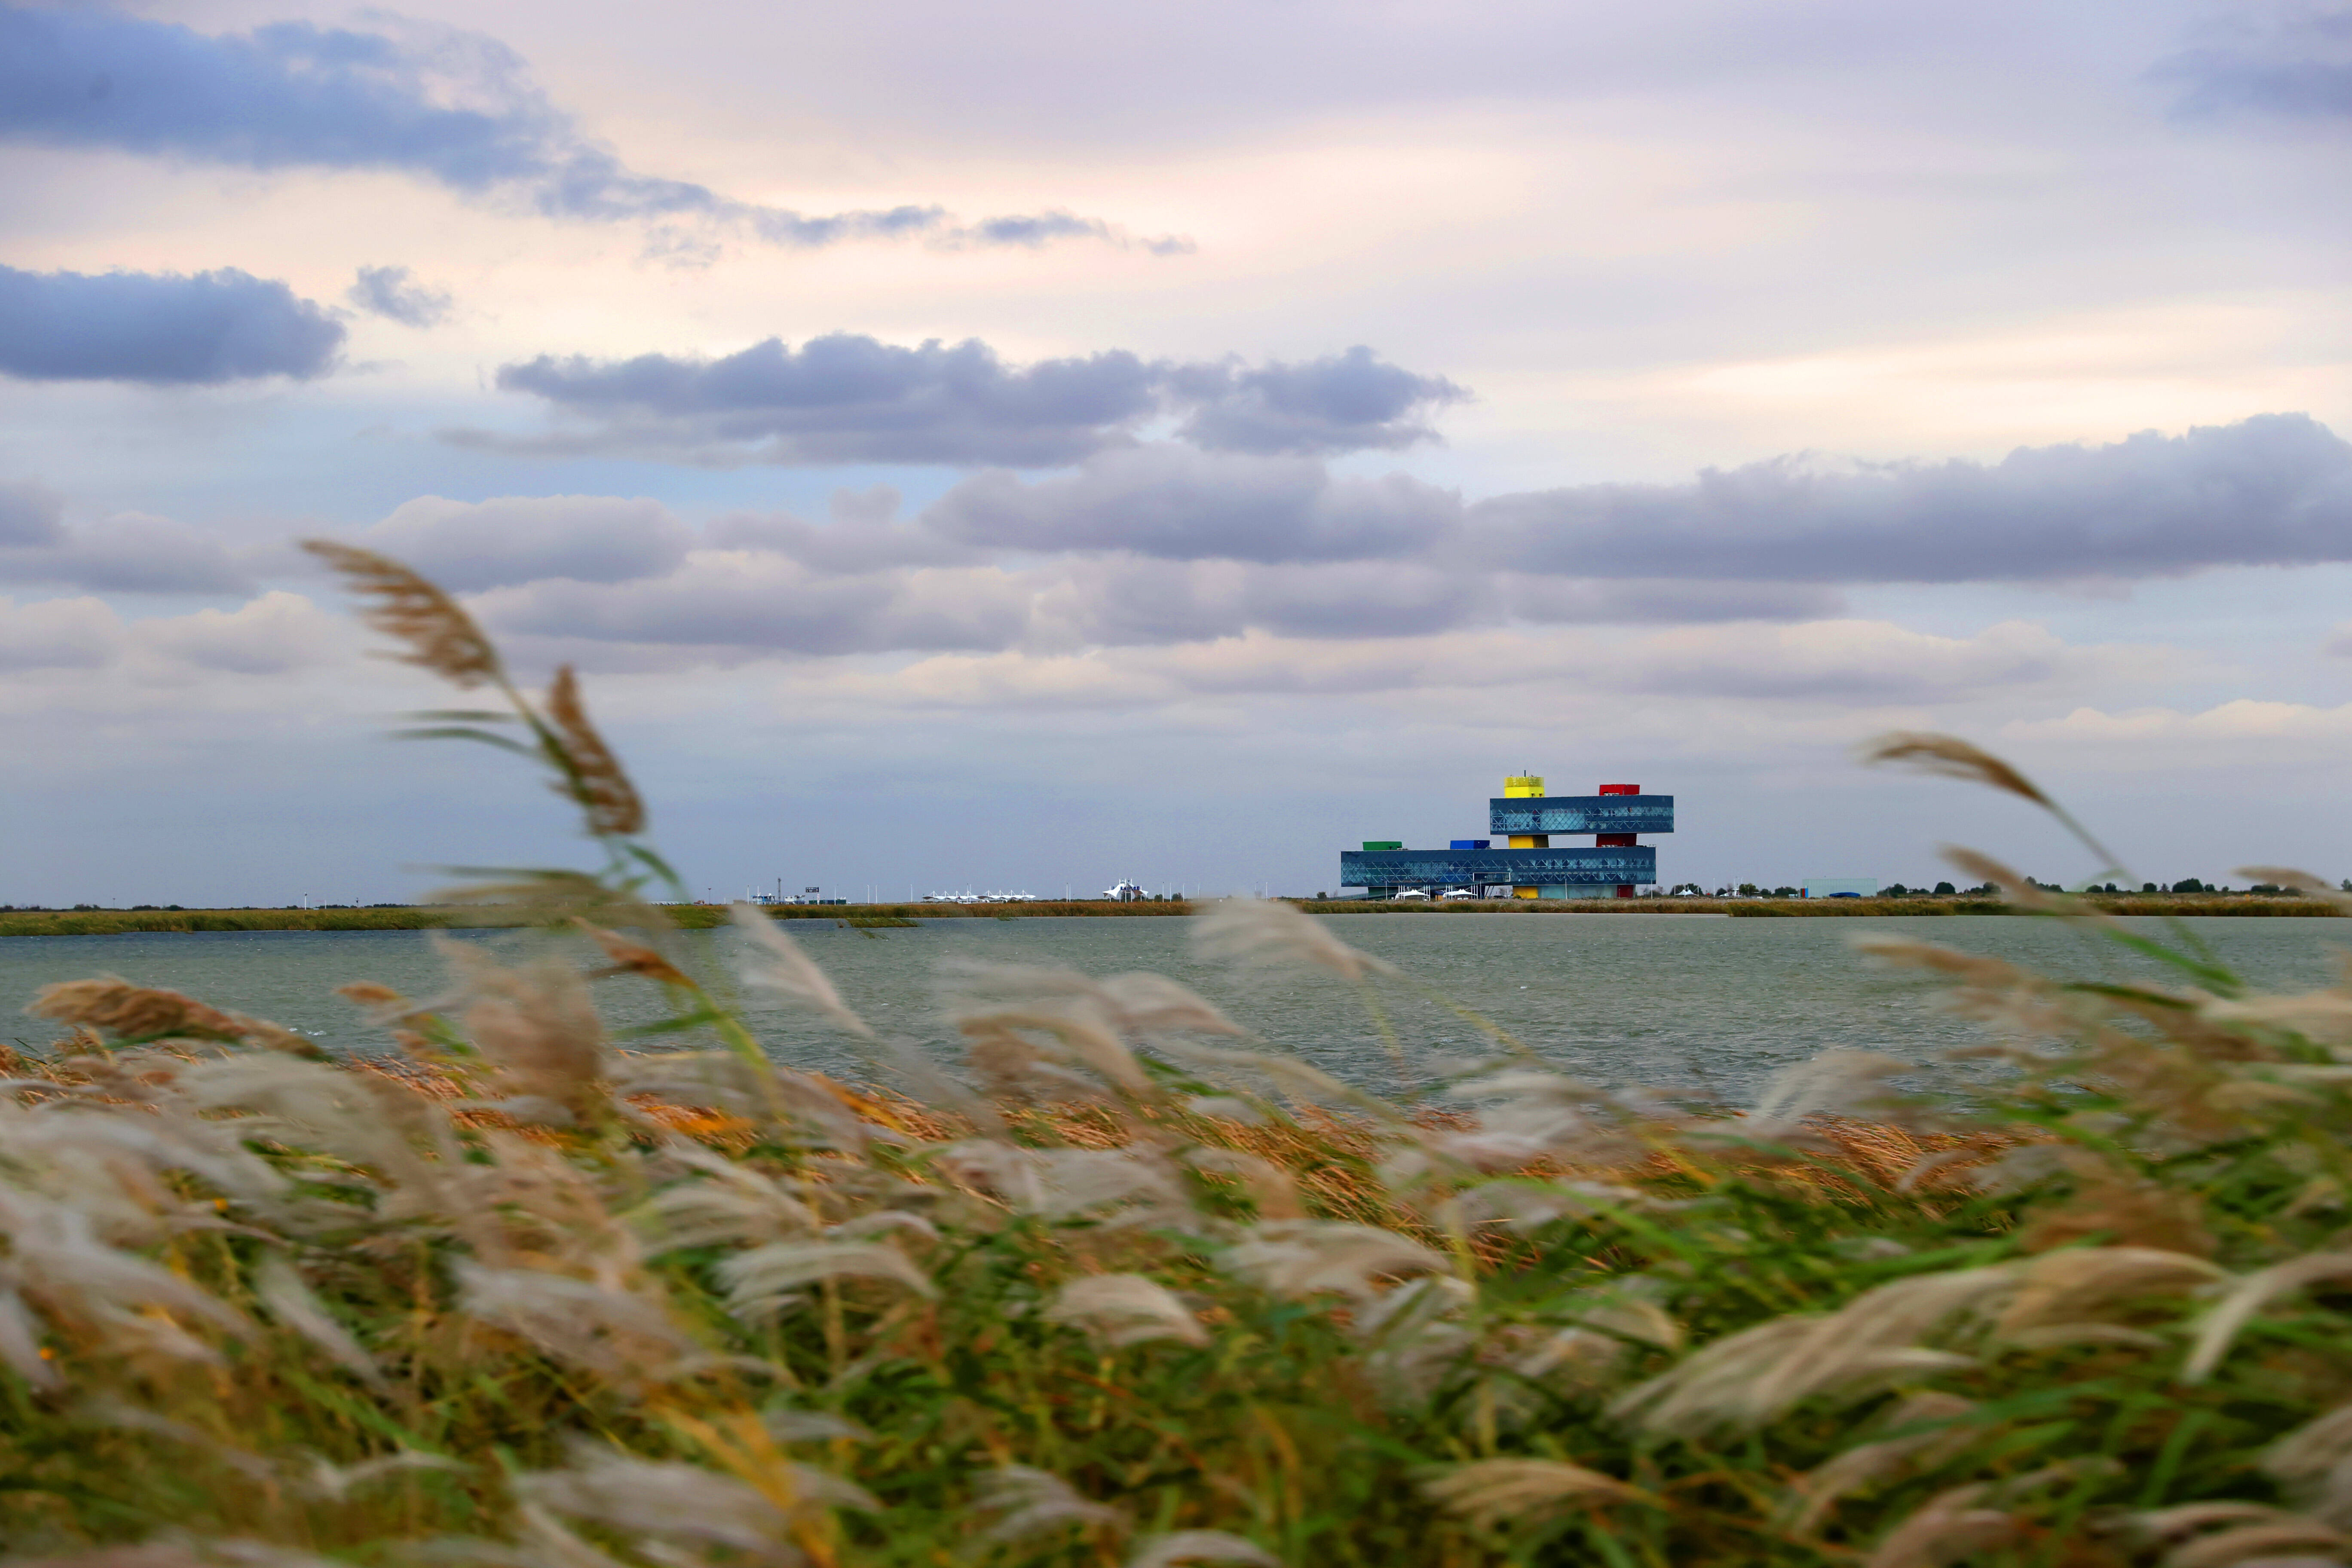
[339,1051,2009,1233]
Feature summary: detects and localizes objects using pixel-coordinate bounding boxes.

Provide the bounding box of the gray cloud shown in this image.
[473,561,1031,657]
[466,549,1834,663]
[0,481,249,591]
[1471,414,2352,584]
[834,414,2352,599]
[1169,346,1467,455]
[388,413,2352,659]
[928,445,1460,560]
[1038,558,1491,646]
[32,516,249,594]
[955,211,1196,257]
[706,489,983,573]
[0,264,343,384]
[1501,577,1846,623]
[487,336,1164,466]
[925,416,2350,584]
[0,511,248,594]
[321,412,2352,673]
[0,6,1169,253]
[351,496,692,591]
[2156,8,2352,121]
[472,337,1464,466]
[280,411,2352,666]
[0,481,65,546]
[346,265,452,328]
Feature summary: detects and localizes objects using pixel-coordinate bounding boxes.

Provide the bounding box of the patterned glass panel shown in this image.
[1487,796,1675,836]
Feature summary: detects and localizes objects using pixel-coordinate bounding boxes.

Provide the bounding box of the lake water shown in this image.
[2,914,2342,1103]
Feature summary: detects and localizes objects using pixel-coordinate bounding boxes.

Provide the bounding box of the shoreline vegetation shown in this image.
[0,890,2337,936]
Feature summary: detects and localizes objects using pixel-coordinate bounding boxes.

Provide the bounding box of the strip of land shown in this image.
[0,891,2332,936]
[1300,894,2337,917]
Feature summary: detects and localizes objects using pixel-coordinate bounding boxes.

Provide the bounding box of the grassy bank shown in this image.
[0,906,484,937]
[1304,893,2339,916]
[0,906,915,937]
[0,903,1120,938]
[765,900,1187,922]
[0,904,1154,937]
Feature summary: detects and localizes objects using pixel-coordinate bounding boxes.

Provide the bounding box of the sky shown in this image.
[0,0,2348,904]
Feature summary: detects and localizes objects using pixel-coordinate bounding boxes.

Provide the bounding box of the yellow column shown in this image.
[1504,774,1546,897]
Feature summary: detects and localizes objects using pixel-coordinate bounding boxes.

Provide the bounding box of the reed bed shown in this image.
[3,554,2352,1568]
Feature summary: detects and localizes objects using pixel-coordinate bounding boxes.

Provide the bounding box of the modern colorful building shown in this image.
[1338,775,1672,899]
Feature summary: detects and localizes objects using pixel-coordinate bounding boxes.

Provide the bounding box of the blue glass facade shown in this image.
[1340,847,1657,890]
[1488,796,1674,836]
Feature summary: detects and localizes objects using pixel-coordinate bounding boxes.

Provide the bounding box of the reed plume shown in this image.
[302,539,502,688]
[1193,894,1396,980]
[31,977,252,1044]
[973,1465,1126,1544]
[1043,1273,1208,1348]
[543,665,645,838]
[1420,1458,1649,1528]
[1862,729,2132,880]
[1859,731,2051,807]
[1124,1532,1281,1568]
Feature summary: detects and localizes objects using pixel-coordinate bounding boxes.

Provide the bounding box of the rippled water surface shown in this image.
[0,914,2340,1102]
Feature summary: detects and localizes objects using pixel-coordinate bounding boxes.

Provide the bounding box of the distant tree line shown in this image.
[1640,880,2337,900]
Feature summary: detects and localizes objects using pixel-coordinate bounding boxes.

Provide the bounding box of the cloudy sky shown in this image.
[1,0,2348,904]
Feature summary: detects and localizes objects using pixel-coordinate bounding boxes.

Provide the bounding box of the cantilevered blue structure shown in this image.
[1338,775,1673,899]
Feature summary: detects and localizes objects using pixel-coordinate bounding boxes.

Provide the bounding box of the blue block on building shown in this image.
[1449,839,1489,850]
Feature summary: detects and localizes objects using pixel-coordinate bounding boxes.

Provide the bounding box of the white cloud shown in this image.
[353,496,693,591]
[132,591,340,675]
[0,596,124,670]
[2002,698,2352,766]
[752,617,2151,714]
[472,552,1033,656]
[1618,618,2116,701]
[0,591,351,692]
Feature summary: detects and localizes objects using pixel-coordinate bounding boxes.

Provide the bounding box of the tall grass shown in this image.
[2,550,2350,1567]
